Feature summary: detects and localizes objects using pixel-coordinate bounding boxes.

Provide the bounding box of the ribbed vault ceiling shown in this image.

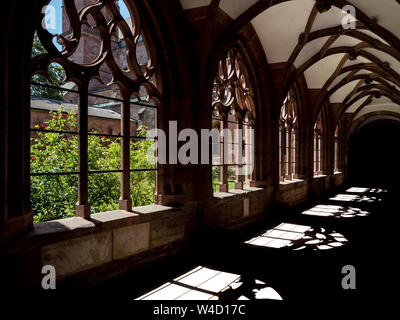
[181,0,400,125]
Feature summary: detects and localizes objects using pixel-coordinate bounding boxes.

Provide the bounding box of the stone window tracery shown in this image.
[279,91,298,182]
[30,0,160,220]
[211,48,255,192]
[314,112,323,176]
[334,124,341,173]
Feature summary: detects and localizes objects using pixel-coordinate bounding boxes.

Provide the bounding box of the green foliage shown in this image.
[31,32,65,100]
[212,166,235,192]
[31,107,155,223]
[130,128,156,206]
[212,165,221,192]
[212,165,220,182]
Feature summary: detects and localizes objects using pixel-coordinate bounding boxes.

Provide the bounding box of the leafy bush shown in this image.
[212,165,235,192]
[31,107,155,223]
[31,33,65,100]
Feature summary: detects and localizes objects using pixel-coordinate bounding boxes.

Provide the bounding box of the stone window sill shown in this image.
[213,187,264,199]
[1,204,175,255]
[313,174,327,178]
[279,178,305,186]
[3,188,267,254]
[278,179,306,191]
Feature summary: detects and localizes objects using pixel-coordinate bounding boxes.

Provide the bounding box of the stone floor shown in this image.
[21,184,397,311]
[88,184,397,308]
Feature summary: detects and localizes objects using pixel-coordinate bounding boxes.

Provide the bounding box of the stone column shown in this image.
[1,1,37,239]
[280,127,286,182]
[292,129,297,178]
[76,81,91,218]
[317,134,322,174]
[219,115,229,192]
[286,124,293,180]
[234,119,243,189]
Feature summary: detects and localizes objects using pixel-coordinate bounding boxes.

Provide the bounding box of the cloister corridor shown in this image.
[2,0,400,314]
[30,185,397,309]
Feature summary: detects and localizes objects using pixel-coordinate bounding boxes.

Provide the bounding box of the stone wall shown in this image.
[277,180,309,207]
[311,175,332,195]
[0,174,346,290]
[30,109,138,136]
[0,188,274,289]
[204,187,273,232]
[333,172,345,187]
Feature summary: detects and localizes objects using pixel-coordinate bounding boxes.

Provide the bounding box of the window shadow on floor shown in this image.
[135,265,283,301]
[301,204,370,218]
[245,222,348,251]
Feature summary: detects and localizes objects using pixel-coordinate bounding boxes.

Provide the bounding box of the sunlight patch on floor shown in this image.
[301,204,370,218]
[329,194,381,203]
[135,266,283,301]
[245,223,347,251]
[346,187,387,194]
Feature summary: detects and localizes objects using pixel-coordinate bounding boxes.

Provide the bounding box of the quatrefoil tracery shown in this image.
[212,48,255,124]
[280,91,298,130]
[32,0,159,101]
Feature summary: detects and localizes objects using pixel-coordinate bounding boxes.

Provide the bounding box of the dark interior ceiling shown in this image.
[348,120,400,187]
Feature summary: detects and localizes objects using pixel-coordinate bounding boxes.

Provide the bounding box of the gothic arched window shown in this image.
[334,124,341,173]
[30,0,160,222]
[279,90,298,182]
[211,48,255,192]
[313,112,323,176]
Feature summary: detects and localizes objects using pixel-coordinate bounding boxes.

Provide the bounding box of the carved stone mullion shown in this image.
[212,47,255,191]
[119,89,132,211]
[286,124,293,180]
[291,129,297,178]
[219,114,229,193]
[315,132,322,174]
[76,80,91,219]
[30,0,159,219]
[234,120,243,190]
[279,127,285,182]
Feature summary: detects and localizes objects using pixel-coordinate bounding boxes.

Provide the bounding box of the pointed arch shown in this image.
[279,88,299,181]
